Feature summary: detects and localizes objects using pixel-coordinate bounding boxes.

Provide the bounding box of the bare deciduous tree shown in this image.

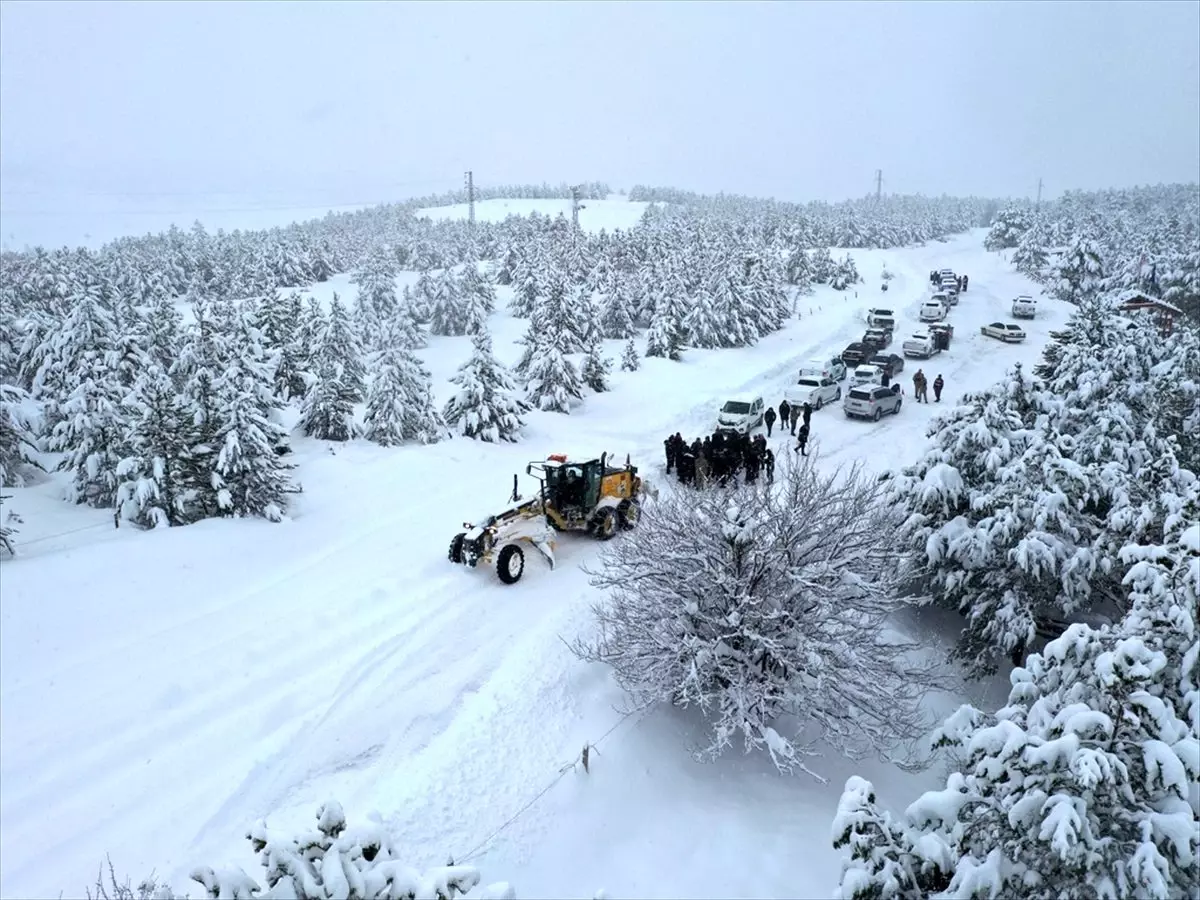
[573,451,952,780]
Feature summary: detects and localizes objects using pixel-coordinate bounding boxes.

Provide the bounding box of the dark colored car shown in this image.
[841,342,870,366]
[868,353,905,377]
[862,327,892,350]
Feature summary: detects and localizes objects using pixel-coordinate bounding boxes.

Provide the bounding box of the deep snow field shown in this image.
[0,200,1069,899]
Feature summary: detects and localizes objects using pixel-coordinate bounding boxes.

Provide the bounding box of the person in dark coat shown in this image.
[801,402,813,427]
[778,399,791,432]
[678,445,696,484]
[763,448,775,483]
[933,374,945,402]
[744,449,759,483]
[764,405,777,436]
[664,435,676,473]
[881,370,891,388]
[962,274,969,291]
[795,422,810,456]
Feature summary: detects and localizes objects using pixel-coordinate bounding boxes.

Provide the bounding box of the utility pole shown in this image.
[571,185,587,240]
[464,170,476,226]
[1035,177,1043,207]
[874,169,883,203]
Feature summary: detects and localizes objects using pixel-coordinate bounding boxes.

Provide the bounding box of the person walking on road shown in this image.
[764,405,777,437]
[933,374,945,402]
[795,422,810,456]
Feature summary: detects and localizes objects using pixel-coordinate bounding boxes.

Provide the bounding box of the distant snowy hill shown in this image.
[416,196,654,233]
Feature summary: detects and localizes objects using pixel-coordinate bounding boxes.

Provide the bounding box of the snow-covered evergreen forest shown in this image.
[0,183,1000,541]
[3,178,1199,900]
[832,184,1200,900]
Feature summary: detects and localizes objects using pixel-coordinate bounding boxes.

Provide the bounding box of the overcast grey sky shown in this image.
[1,0,1197,248]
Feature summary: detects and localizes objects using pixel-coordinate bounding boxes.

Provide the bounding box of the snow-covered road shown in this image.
[0,229,1065,899]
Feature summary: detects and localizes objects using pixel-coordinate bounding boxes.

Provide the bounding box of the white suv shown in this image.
[716,397,765,434]
[843,384,902,421]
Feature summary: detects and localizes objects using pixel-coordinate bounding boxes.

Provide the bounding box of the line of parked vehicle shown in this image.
[711,268,1046,434]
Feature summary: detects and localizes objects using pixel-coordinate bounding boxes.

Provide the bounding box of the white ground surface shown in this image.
[0,202,1063,900]
[415,195,656,233]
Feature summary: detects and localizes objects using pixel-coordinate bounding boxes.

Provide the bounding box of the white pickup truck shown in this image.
[902,332,940,358]
[1011,295,1037,318]
[786,375,843,410]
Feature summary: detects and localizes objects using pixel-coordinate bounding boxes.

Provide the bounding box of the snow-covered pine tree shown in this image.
[458,261,498,315]
[49,355,128,508]
[293,295,326,376]
[1011,218,1052,281]
[888,363,1061,675]
[599,276,637,339]
[171,302,230,521]
[708,266,757,348]
[442,328,527,443]
[116,366,193,528]
[30,281,119,432]
[397,285,428,349]
[109,288,150,389]
[0,384,43,489]
[117,800,517,900]
[683,281,724,349]
[644,283,687,360]
[351,245,400,353]
[428,269,469,336]
[1052,234,1107,304]
[140,292,186,381]
[580,333,612,393]
[538,275,587,353]
[409,271,435,324]
[321,292,366,403]
[507,270,541,318]
[300,362,357,442]
[983,203,1033,250]
[831,776,952,899]
[211,311,295,520]
[574,451,946,777]
[363,330,447,446]
[840,507,1200,900]
[252,290,309,401]
[522,335,583,413]
[620,337,640,371]
[831,253,861,290]
[784,245,814,291]
[808,246,836,283]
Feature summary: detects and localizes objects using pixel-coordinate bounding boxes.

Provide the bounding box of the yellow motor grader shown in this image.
[447,452,650,584]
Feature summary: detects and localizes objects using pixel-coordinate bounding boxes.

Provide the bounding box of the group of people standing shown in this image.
[910,369,945,403]
[928,270,969,292]
[664,429,777,488]
[662,394,820,489]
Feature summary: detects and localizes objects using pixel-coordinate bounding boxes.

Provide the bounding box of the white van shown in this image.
[919,299,947,322]
[716,397,765,434]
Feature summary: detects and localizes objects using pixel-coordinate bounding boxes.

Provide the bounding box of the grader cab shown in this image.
[447,452,647,585]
